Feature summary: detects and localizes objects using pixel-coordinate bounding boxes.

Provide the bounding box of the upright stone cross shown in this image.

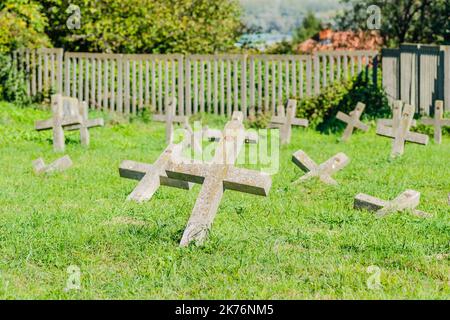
[269,99,309,144]
[35,94,104,152]
[354,190,431,218]
[376,103,428,156]
[292,150,350,185]
[165,111,272,247]
[421,100,450,144]
[119,142,193,203]
[336,102,369,141]
[153,97,187,144]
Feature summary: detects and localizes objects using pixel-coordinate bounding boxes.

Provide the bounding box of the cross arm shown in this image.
[292,150,318,172]
[291,118,309,127]
[223,167,271,196]
[405,132,429,145]
[153,114,166,122]
[319,153,350,174]
[337,112,369,131]
[35,115,83,131]
[165,162,207,185]
[119,160,192,190]
[65,118,105,131]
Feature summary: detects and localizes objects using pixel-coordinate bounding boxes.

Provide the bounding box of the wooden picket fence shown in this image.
[12,49,379,116]
[382,44,450,114]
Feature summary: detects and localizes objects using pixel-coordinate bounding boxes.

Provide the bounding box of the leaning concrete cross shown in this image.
[165,111,272,247]
[292,150,350,185]
[378,100,417,127]
[35,94,104,152]
[376,103,429,157]
[336,102,369,141]
[153,97,187,144]
[119,142,193,203]
[269,99,309,144]
[354,190,431,218]
[421,100,450,144]
[33,155,73,175]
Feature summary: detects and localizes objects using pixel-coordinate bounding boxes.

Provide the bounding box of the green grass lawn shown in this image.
[0,101,449,299]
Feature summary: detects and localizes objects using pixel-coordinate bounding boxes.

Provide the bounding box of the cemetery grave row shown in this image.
[32,95,449,246]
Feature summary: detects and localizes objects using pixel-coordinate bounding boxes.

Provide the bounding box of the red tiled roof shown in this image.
[297,30,383,54]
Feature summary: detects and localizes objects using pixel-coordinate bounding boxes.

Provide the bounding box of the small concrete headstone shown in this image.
[376,102,428,157]
[421,100,450,144]
[269,99,308,144]
[33,155,73,174]
[336,102,369,142]
[354,190,431,218]
[165,111,272,247]
[292,150,350,185]
[35,94,104,152]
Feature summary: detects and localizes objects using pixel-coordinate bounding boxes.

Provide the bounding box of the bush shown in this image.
[0,53,32,107]
[296,71,391,133]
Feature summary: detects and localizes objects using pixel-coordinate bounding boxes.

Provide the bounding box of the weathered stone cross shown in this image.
[165,111,272,247]
[35,94,104,152]
[153,97,188,144]
[119,142,193,203]
[354,190,431,218]
[336,102,369,141]
[33,155,73,175]
[376,103,429,156]
[269,99,309,144]
[292,150,350,185]
[421,100,450,144]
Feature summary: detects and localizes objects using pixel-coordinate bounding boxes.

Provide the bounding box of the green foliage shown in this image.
[293,12,322,44]
[0,0,51,53]
[246,111,272,129]
[38,0,243,53]
[296,71,390,132]
[336,0,450,46]
[0,54,32,107]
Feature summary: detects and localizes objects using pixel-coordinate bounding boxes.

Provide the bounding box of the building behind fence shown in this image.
[13,49,381,116]
[382,44,450,114]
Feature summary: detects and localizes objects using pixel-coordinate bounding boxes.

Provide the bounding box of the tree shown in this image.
[37,0,243,54]
[0,0,51,53]
[293,12,322,44]
[336,0,449,46]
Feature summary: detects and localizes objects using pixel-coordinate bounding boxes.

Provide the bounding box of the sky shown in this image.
[240,0,343,34]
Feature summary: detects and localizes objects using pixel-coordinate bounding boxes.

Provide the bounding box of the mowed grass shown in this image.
[0,101,449,300]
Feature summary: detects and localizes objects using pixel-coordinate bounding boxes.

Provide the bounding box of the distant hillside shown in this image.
[240,0,343,34]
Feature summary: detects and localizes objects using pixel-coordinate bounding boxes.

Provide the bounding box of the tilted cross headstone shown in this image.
[421,100,450,144]
[33,155,73,175]
[165,111,272,247]
[354,190,431,218]
[376,103,428,157]
[269,99,309,144]
[119,142,193,203]
[35,94,104,152]
[153,97,188,144]
[336,102,369,141]
[292,150,350,185]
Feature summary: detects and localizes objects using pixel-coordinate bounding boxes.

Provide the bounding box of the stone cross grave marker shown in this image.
[336,102,369,141]
[354,190,431,218]
[35,94,104,152]
[376,103,428,157]
[292,150,350,185]
[269,99,308,144]
[33,155,73,175]
[421,100,450,144]
[165,111,272,247]
[153,97,188,144]
[119,142,193,203]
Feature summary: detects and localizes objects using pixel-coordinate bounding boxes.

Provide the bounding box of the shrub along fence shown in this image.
[12,49,380,117]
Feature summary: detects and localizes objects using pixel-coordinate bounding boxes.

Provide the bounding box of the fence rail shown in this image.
[382,44,449,114]
[12,49,379,117]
